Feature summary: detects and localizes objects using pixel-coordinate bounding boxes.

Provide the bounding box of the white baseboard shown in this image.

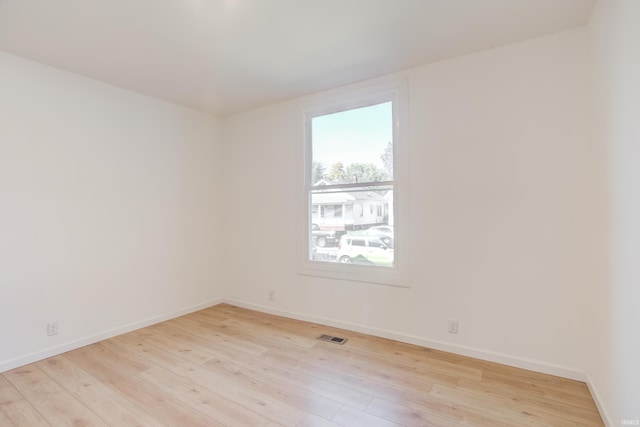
[223,298,586,382]
[2,297,609,425]
[586,373,613,427]
[1,296,587,383]
[0,298,223,373]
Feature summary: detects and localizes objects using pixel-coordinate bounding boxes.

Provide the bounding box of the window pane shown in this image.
[310,188,394,267]
[368,239,384,248]
[311,102,393,185]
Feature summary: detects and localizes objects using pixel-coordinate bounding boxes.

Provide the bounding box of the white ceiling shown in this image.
[0,0,595,116]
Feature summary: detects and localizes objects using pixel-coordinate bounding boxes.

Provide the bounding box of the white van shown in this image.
[336,234,394,267]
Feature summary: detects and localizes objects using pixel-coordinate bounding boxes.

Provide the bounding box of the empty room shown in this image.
[0,0,638,425]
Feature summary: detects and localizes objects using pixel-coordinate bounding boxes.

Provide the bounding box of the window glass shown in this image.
[352,239,366,247]
[307,101,395,268]
[368,239,385,248]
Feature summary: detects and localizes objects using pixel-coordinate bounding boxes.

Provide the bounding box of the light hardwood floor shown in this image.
[1,304,604,426]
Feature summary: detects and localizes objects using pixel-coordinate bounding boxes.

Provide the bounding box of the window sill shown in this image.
[298,261,410,288]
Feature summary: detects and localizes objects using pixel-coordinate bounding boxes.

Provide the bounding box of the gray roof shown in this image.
[312,190,386,204]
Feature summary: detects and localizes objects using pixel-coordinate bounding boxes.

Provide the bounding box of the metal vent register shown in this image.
[317,334,348,345]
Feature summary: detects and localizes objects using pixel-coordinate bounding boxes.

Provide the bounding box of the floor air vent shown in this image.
[317,334,348,345]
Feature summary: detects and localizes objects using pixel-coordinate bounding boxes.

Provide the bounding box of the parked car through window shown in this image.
[336,235,394,267]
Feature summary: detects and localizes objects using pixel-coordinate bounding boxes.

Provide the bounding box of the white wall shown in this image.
[223,28,597,378]
[587,1,640,424]
[0,51,224,371]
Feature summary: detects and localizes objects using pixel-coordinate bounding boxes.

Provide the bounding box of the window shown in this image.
[368,238,385,249]
[299,81,409,286]
[308,100,393,263]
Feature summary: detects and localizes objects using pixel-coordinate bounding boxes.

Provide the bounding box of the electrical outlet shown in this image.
[268,290,275,301]
[448,319,458,334]
[47,321,59,336]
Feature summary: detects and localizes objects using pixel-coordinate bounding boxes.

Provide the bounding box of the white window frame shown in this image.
[298,79,411,287]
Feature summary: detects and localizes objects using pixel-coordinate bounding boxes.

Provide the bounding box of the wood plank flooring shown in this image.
[0,304,604,426]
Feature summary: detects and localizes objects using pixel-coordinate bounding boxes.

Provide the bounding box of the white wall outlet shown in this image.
[47,321,59,336]
[268,290,275,301]
[448,319,459,334]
